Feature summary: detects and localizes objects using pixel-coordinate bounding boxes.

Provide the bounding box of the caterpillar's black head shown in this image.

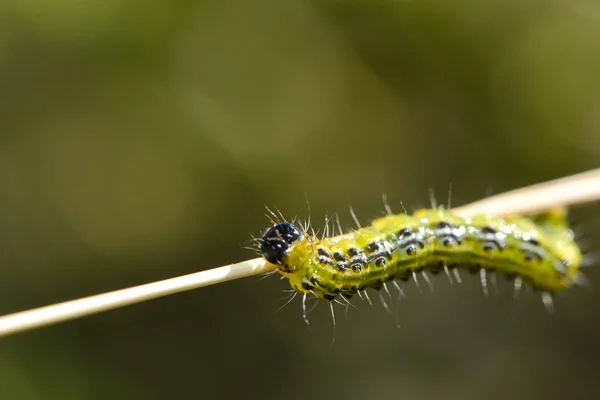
[260,222,303,265]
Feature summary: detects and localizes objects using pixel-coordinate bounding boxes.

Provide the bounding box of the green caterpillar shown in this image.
[260,207,582,317]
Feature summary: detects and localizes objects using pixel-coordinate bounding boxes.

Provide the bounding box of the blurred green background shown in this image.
[1,0,600,399]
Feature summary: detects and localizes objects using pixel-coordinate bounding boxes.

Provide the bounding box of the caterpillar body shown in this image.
[259,207,583,308]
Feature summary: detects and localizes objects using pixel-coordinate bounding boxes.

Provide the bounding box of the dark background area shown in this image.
[1,1,599,399]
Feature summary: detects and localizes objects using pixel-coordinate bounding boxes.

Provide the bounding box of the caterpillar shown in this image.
[259,206,583,321]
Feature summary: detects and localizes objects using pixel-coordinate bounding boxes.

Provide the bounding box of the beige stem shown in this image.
[0,168,598,338]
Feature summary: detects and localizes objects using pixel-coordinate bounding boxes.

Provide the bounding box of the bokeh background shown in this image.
[1,0,600,399]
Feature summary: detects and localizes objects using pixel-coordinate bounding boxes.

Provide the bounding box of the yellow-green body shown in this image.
[279,208,582,299]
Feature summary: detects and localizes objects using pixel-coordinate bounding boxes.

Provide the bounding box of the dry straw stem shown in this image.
[0,168,599,338]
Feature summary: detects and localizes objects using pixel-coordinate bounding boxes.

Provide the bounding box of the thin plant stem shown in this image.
[0,168,599,338]
[452,168,600,216]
